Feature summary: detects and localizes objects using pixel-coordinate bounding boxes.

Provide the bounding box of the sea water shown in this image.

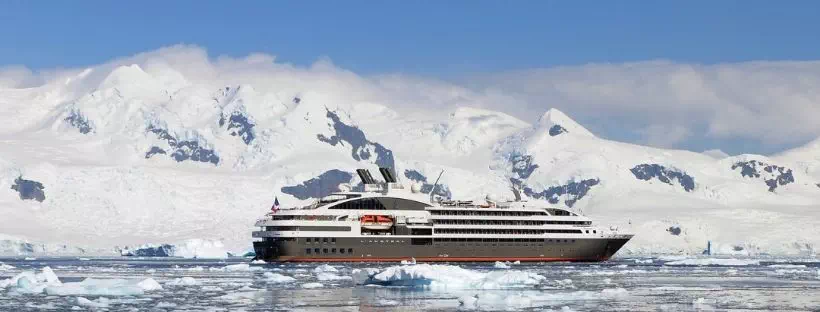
[1,257,819,311]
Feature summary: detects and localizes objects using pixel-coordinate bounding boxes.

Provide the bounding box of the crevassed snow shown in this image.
[664,258,760,266]
[352,264,546,289]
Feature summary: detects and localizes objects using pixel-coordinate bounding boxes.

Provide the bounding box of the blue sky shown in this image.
[3,1,819,74]
[2,1,820,154]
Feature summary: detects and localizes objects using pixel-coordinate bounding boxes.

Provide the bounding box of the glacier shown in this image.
[0,47,819,258]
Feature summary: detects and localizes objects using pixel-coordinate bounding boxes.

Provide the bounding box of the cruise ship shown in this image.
[252,168,633,262]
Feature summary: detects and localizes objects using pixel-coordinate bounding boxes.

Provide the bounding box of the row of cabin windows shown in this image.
[434,238,576,244]
[271,215,335,221]
[305,237,336,244]
[434,229,583,235]
[429,210,548,217]
[306,248,353,254]
[432,219,591,226]
[329,198,387,210]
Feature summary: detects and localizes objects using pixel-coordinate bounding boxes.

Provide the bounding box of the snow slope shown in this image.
[1,48,819,257]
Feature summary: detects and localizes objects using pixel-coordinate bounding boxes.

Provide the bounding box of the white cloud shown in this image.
[637,124,692,149]
[3,46,819,153]
[475,61,820,149]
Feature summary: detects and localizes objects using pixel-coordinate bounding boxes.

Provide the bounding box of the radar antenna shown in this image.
[429,170,444,203]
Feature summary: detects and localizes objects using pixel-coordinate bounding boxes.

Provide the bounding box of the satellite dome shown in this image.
[410,183,422,193]
[338,183,352,192]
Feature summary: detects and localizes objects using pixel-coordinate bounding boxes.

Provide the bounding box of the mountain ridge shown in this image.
[0,59,819,257]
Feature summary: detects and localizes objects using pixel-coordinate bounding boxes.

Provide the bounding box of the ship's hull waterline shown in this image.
[253,237,631,262]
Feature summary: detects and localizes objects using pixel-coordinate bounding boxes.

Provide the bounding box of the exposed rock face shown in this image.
[731,160,794,192]
[144,146,166,159]
[520,178,600,207]
[64,109,94,134]
[145,124,220,165]
[317,110,395,169]
[548,125,567,136]
[667,226,682,236]
[631,164,695,192]
[219,111,256,145]
[11,177,45,202]
[403,169,452,200]
[509,153,539,180]
[281,170,354,200]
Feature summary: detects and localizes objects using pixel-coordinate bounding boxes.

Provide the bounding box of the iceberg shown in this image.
[1,267,62,293]
[351,264,546,289]
[494,261,511,269]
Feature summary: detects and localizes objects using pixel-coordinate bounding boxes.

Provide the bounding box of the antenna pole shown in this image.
[430,170,444,203]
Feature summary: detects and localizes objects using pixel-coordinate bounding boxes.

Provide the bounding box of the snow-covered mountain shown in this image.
[1,51,819,257]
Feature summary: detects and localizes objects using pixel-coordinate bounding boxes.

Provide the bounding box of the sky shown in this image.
[2,1,820,155]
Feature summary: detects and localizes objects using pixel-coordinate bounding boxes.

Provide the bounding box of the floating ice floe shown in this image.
[767,264,807,269]
[166,277,199,286]
[261,272,296,283]
[2,266,162,297]
[217,290,267,302]
[0,262,15,271]
[77,297,110,308]
[209,263,263,272]
[1,267,61,293]
[301,282,324,289]
[554,279,574,289]
[458,288,628,310]
[250,259,266,264]
[352,264,546,289]
[316,272,352,281]
[46,277,162,296]
[313,264,338,273]
[665,258,759,266]
[493,261,511,269]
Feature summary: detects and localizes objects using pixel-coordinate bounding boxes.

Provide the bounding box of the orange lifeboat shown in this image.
[361,215,394,230]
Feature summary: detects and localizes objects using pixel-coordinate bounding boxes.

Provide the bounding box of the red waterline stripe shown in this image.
[269,256,608,262]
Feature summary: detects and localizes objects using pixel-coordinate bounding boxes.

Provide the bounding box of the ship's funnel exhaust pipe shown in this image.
[356,169,377,184]
[378,167,397,183]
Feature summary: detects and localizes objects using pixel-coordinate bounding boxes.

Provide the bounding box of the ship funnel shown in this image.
[356,169,378,184]
[378,167,397,183]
